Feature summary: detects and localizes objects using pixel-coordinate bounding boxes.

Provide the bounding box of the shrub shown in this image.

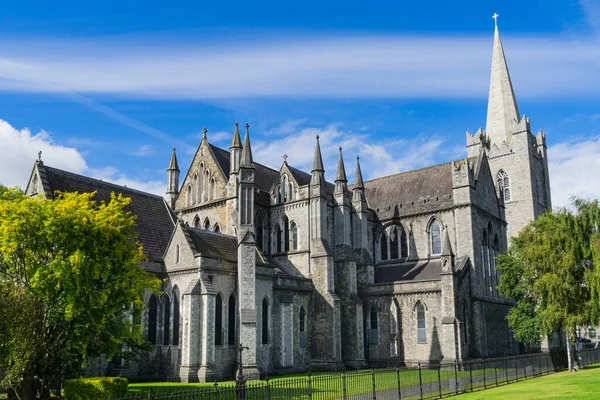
[64,377,128,400]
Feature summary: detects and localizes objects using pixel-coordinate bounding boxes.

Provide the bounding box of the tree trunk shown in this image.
[20,367,36,400]
[566,335,573,371]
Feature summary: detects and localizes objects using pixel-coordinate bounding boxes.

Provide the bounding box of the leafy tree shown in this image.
[498,199,600,370]
[0,188,160,399]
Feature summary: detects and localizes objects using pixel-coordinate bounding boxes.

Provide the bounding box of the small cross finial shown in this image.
[316,135,320,140]
[235,121,239,127]
[173,146,176,152]
[339,146,342,152]
[37,150,42,161]
[202,127,207,139]
[245,123,250,132]
[492,13,499,26]
[357,156,360,161]
[283,154,288,162]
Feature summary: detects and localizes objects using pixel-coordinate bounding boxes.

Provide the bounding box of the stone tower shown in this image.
[166,146,180,208]
[237,124,260,379]
[467,22,551,239]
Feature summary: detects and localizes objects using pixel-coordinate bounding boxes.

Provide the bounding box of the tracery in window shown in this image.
[430,221,442,255]
[497,170,511,202]
[416,302,426,344]
[378,224,409,262]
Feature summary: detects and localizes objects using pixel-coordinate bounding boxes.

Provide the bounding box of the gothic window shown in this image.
[173,288,180,346]
[299,306,307,348]
[193,173,198,203]
[204,170,210,202]
[214,224,221,233]
[291,222,298,251]
[228,295,236,345]
[175,244,180,263]
[209,178,216,201]
[186,184,193,206]
[283,216,290,252]
[193,215,200,228]
[261,297,269,345]
[482,229,489,296]
[204,218,211,231]
[400,228,408,258]
[493,235,500,293]
[256,214,268,252]
[275,225,282,253]
[389,228,399,259]
[289,183,294,201]
[416,302,426,344]
[430,221,442,255]
[497,170,511,202]
[369,306,378,344]
[148,295,158,345]
[276,185,282,204]
[380,231,388,261]
[215,294,223,345]
[163,294,171,346]
[198,163,204,201]
[32,173,38,194]
[283,176,289,202]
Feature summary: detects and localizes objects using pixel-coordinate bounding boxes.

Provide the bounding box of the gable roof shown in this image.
[358,162,454,219]
[39,165,176,263]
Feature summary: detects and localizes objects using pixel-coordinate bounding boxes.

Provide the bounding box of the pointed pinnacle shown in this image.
[335,147,347,182]
[168,146,179,171]
[230,121,242,149]
[354,156,364,189]
[240,123,253,167]
[312,135,324,172]
[442,226,454,256]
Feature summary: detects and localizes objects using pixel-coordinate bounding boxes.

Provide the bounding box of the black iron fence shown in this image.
[118,348,600,400]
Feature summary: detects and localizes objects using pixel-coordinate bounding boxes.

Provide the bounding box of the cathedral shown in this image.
[24,23,552,382]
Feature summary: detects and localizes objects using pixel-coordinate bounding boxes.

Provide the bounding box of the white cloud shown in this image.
[548,136,600,209]
[0,31,598,99]
[131,144,154,156]
[0,119,165,197]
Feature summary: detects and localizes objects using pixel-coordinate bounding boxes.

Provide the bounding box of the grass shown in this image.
[451,363,600,400]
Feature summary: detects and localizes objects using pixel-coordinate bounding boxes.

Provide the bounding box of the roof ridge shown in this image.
[44,165,165,200]
[361,160,454,185]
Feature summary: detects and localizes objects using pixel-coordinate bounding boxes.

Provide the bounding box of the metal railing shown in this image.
[116,348,600,400]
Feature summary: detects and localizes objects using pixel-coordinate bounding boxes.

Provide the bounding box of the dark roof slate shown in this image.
[375,259,442,283]
[42,165,176,263]
[360,162,454,219]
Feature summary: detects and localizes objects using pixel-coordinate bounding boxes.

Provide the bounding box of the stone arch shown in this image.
[203,217,211,231]
[426,217,443,256]
[497,169,511,202]
[209,177,216,201]
[213,223,221,233]
[186,183,193,207]
[415,301,427,343]
[193,214,200,228]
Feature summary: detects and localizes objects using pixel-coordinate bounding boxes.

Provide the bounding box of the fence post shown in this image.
[482,357,486,389]
[308,371,312,400]
[342,372,347,400]
[495,362,498,387]
[214,380,219,400]
[469,360,473,392]
[437,364,442,398]
[454,361,459,395]
[505,356,509,384]
[418,362,423,400]
[514,356,518,382]
[371,368,376,400]
[147,386,152,400]
[396,367,402,400]
[524,357,527,379]
[265,376,270,400]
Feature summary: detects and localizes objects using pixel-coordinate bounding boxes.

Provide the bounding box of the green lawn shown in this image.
[451,363,600,400]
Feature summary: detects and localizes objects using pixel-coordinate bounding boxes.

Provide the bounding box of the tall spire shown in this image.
[485,17,520,146]
[354,156,364,189]
[168,146,179,171]
[335,147,347,183]
[230,122,242,149]
[240,123,253,167]
[312,135,324,172]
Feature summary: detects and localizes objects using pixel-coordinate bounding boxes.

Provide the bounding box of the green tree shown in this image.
[0,188,160,399]
[498,199,600,370]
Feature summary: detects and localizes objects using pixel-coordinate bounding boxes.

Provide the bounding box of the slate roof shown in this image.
[40,165,176,263]
[359,162,454,219]
[184,227,273,267]
[375,259,442,283]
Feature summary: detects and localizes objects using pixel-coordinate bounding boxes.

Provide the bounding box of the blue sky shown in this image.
[1,0,599,208]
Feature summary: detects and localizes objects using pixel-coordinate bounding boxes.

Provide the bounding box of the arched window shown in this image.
[369,306,378,344]
[214,224,221,234]
[400,228,408,258]
[148,295,158,345]
[291,222,298,251]
[256,215,266,252]
[193,173,198,203]
[186,184,193,206]
[209,178,216,201]
[204,218,211,231]
[163,294,171,346]
[497,170,511,202]
[289,183,294,201]
[416,303,426,343]
[215,294,223,345]
[198,163,204,202]
[193,215,200,228]
[204,170,210,202]
[389,227,399,260]
[483,229,490,296]
[430,221,442,255]
[380,231,388,261]
[299,306,307,348]
[228,295,236,345]
[175,244,180,263]
[276,185,282,204]
[173,288,180,346]
[275,225,282,253]
[283,217,290,252]
[283,176,289,202]
[262,297,269,345]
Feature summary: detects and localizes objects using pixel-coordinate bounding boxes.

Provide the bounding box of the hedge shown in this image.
[64,377,128,400]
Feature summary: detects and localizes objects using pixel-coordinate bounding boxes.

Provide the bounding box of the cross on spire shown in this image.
[202,127,207,139]
[492,13,499,25]
[283,154,288,163]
